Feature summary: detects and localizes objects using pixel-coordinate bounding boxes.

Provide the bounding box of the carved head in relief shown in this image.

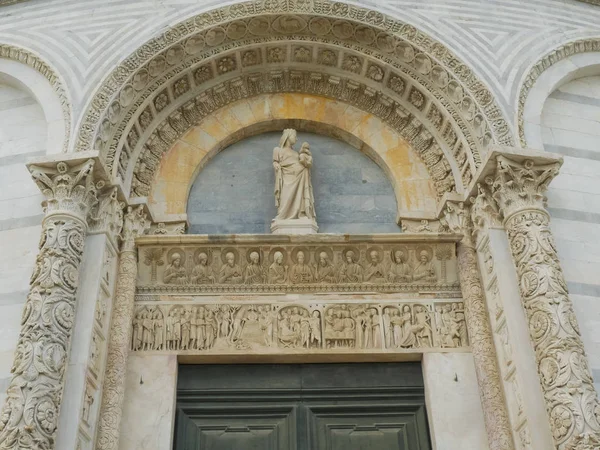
[225,252,235,267]
[345,251,355,264]
[249,251,260,264]
[197,252,208,266]
[274,251,284,265]
[319,252,329,266]
[171,253,182,267]
[394,250,405,263]
[419,250,429,263]
[297,251,305,264]
[370,250,379,263]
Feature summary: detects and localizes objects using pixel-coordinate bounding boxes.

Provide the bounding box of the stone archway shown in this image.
[73,0,514,206]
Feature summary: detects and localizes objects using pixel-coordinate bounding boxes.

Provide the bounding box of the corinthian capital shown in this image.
[121,205,149,252]
[491,155,561,220]
[28,159,96,220]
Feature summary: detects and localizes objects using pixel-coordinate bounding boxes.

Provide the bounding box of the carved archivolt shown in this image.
[517,38,600,147]
[136,236,460,296]
[0,44,71,151]
[75,0,514,199]
[131,299,469,354]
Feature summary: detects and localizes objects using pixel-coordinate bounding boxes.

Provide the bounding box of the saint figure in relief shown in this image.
[273,129,316,221]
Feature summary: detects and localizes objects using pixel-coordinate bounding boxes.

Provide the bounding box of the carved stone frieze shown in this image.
[483,155,600,449]
[136,236,461,296]
[96,206,149,450]
[441,201,515,450]
[0,161,96,450]
[131,299,468,354]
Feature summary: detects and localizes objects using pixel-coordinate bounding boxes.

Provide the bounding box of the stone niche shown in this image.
[133,234,468,359]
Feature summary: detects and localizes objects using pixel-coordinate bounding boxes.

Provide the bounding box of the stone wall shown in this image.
[541,75,600,392]
[0,80,46,406]
[187,132,399,234]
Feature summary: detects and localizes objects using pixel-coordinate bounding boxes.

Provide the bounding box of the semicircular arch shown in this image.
[75,0,513,205]
[148,93,437,221]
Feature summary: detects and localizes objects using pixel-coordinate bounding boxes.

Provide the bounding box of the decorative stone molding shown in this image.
[441,200,515,450]
[96,206,149,450]
[135,235,461,297]
[517,38,600,147]
[131,298,469,355]
[0,44,71,152]
[0,160,95,450]
[474,149,600,449]
[75,0,514,198]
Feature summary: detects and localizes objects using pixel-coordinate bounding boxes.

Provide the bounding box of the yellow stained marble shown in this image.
[149,93,437,218]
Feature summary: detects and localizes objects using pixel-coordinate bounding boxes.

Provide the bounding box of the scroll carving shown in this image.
[96,206,149,450]
[441,201,516,450]
[136,240,459,295]
[0,161,95,450]
[131,300,468,354]
[490,156,600,449]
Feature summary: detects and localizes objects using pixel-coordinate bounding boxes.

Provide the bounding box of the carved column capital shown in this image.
[28,159,96,224]
[120,205,149,253]
[491,155,561,222]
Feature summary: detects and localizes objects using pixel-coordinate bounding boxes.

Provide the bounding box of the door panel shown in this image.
[175,363,431,450]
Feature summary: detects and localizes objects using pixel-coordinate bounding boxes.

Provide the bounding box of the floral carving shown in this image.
[0,161,95,450]
[490,156,600,449]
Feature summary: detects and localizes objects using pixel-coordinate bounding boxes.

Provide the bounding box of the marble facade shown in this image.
[1,1,600,450]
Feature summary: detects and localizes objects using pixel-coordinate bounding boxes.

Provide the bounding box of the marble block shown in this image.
[271,217,318,234]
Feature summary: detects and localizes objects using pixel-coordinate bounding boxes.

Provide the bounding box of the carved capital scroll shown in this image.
[488,155,600,449]
[96,206,149,450]
[0,161,96,450]
[441,201,515,450]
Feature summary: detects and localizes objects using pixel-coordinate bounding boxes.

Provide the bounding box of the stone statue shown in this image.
[272,130,317,234]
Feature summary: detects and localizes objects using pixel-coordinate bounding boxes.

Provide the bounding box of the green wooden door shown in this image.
[174,363,431,450]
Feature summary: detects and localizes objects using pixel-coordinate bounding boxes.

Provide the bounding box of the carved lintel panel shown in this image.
[136,235,461,296]
[131,299,468,354]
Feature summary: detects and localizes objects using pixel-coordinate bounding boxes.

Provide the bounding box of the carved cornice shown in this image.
[76,0,514,197]
[517,38,600,147]
[0,44,71,151]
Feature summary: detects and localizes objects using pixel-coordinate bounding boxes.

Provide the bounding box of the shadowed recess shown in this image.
[187,131,399,234]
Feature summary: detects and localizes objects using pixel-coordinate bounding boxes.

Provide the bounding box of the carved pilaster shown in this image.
[0,160,95,450]
[492,155,600,449]
[96,206,149,450]
[442,201,515,450]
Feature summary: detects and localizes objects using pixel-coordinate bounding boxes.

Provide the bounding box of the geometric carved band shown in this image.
[136,234,461,296]
[132,299,469,355]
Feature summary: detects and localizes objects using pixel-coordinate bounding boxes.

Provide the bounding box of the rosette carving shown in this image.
[442,201,515,450]
[96,205,149,450]
[0,161,95,450]
[491,155,600,449]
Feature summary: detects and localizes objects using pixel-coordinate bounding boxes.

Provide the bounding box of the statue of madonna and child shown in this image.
[271,129,318,234]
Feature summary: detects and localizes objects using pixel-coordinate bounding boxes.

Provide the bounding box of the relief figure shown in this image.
[190,252,215,284]
[338,251,363,283]
[244,251,264,284]
[268,251,287,284]
[289,251,313,284]
[364,250,387,283]
[219,252,243,284]
[412,250,437,282]
[388,249,412,283]
[314,252,336,283]
[164,253,188,285]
